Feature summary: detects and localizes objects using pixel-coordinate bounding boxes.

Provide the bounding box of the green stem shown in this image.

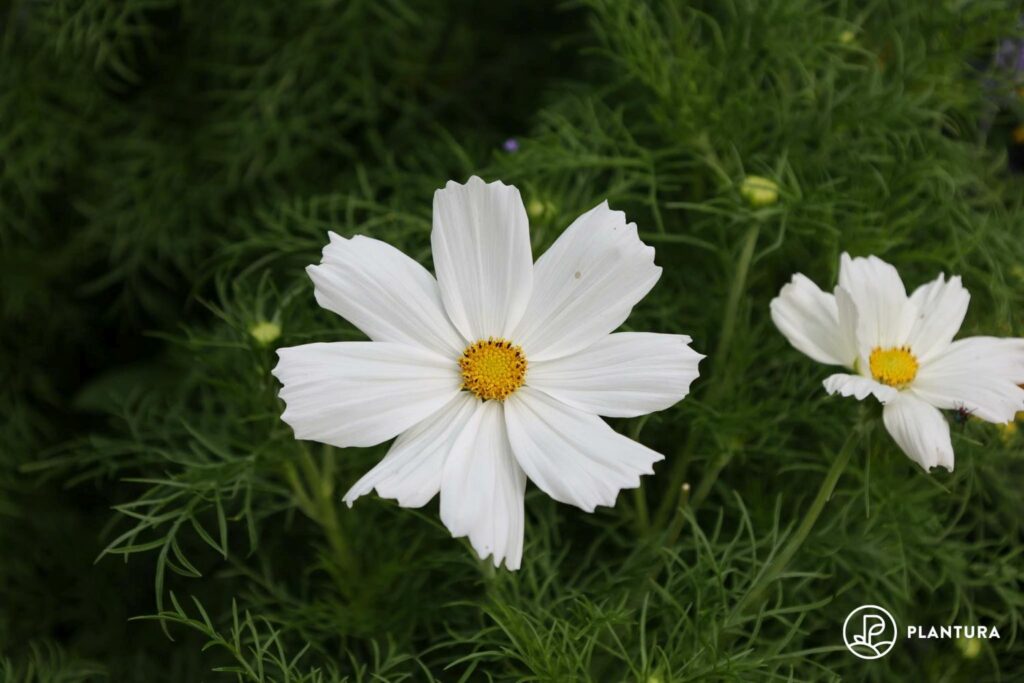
[629,483,691,606]
[713,224,760,375]
[317,492,357,578]
[728,430,859,624]
[289,448,358,586]
[633,488,650,535]
[653,224,760,527]
[630,418,651,535]
[686,447,731,511]
[662,482,691,552]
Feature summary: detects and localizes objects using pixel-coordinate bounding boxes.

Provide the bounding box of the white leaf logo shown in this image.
[843,605,898,660]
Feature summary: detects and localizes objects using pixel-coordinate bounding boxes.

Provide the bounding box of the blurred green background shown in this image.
[2,0,1023,680]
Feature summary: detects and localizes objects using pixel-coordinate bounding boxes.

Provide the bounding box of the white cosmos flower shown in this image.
[771,252,1024,472]
[272,176,703,569]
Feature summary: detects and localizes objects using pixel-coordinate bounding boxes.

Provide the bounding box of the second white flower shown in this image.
[771,253,1024,471]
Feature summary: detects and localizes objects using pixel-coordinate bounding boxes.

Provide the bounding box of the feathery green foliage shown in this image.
[2,0,1023,680]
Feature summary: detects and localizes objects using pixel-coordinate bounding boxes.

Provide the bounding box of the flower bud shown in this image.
[740,175,780,207]
[250,320,281,346]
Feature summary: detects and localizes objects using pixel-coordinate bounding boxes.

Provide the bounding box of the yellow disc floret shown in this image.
[459,338,527,401]
[869,346,918,387]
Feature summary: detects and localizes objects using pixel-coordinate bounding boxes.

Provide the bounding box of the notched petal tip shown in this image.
[464,535,521,572]
[269,346,294,379]
[882,394,955,473]
[786,271,813,287]
[822,373,898,403]
[583,200,647,244]
[582,457,663,511]
[477,546,520,571]
[441,175,518,193]
[913,453,955,475]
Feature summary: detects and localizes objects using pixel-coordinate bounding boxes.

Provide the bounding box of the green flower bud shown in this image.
[740,175,780,207]
[250,320,281,346]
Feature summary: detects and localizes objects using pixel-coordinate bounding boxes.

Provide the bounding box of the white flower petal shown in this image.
[912,336,1024,423]
[904,274,969,364]
[835,286,860,363]
[882,392,955,472]
[526,332,702,418]
[439,400,526,570]
[511,202,661,362]
[770,273,857,366]
[838,252,915,352]
[343,393,478,508]
[504,387,663,513]
[431,176,533,340]
[307,233,466,356]
[272,342,461,448]
[823,373,898,403]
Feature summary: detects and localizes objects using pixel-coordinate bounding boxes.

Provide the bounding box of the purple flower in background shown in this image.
[995,37,1024,75]
[503,138,520,153]
[988,15,1024,96]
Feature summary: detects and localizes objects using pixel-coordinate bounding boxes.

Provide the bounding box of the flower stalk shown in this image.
[285,445,359,592]
[654,224,760,527]
[727,425,862,625]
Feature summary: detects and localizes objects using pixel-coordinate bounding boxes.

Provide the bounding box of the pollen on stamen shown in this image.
[869,345,918,387]
[459,338,528,401]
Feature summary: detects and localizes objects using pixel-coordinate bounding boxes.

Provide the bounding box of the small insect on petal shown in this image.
[951,404,974,427]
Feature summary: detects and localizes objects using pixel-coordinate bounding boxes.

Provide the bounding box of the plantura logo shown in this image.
[842,604,1002,660]
[843,605,898,660]
[908,624,1000,640]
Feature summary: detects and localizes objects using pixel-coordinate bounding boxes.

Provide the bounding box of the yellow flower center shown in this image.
[459,338,527,401]
[869,346,918,387]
